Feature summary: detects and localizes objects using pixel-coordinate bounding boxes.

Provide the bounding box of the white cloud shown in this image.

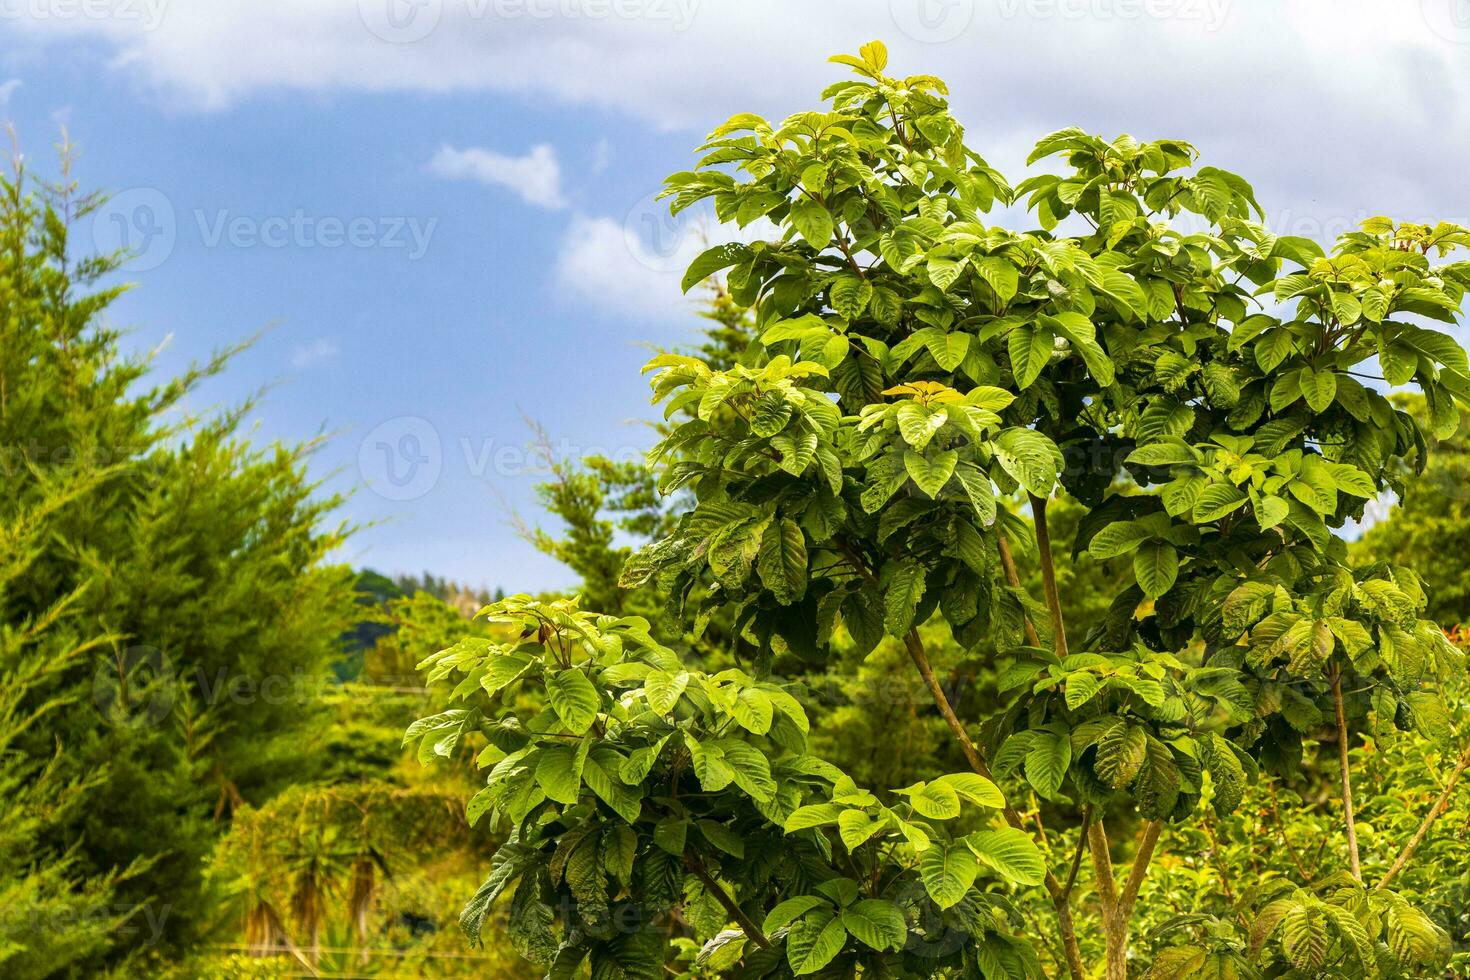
[290,337,340,370]
[591,137,612,175]
[0,79,20,107]
[556,210,778,322]
[427,143,566,209]
[3,2,1468,240]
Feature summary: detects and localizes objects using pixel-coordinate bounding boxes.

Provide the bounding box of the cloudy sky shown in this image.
[2,0,1466,591]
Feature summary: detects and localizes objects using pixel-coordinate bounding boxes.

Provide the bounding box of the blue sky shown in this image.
[2,1,1467,592]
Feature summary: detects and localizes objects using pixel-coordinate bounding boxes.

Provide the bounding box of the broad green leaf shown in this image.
[787,911,847,975]
[534,746,582,805]
[547,668,601,734]
[841,900,907,952]
[830,275,872,319]
[717,739,777,802]
[975,255,1019,303]
[1095,719,1147,788]
[1008,324,1052,389]
[906,780,962,820]
[934,772,1006,808]
[1087,521,1153,559]
[1193,484,1248,523]
[644,669,690,715]
[1298,365,1338,412]
[785,803,845,832]
[993,427,1063,497]
[904,448,958,498]
[1023,731,1071,798]
[790,197,834,246]
[1133,540,1179,598]
[681,242,750,293]
[764,895,826,934]
[758,517,809,605]
[920,842,979,908]
[838,809,885,850]
[967,827,1046,886]
[884,562,926,635]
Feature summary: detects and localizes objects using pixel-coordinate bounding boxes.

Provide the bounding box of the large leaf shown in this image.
[789,197,834,246]
[1095,719,1147,788]
[1007,324,1052,389]
[1023,731,1071,799]
[547,668,601,734]
[967,827,1046,886]
[1133,540,1179,598]
[758,517,809,604]
[993,427,1063,497]
[841,900,907,952]
[904,448,958,498]
[787,911,847,975]
[920,842,979,909]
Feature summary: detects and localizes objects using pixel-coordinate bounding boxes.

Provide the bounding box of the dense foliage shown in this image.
[412,42,1470,980]
[6,40,1470,980]
[0,154,363,974]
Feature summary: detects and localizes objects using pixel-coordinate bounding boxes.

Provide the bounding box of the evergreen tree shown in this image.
[0,153,360,973]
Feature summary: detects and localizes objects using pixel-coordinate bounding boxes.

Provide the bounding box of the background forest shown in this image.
[4,102,1470,978]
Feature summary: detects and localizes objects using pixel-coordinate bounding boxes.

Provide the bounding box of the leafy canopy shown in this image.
[414,39,1470,979]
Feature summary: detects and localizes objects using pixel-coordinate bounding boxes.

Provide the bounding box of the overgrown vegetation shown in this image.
[412,43,1470,980]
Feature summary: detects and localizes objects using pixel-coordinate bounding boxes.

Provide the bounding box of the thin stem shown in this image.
[902,629,1085,980]
[1376,743,1470,890]
[995,535,1042,648]
[686,862,770,949]
[1331,667,1362,880]
[1062,806,1092,899]
[1028,494,1069,658]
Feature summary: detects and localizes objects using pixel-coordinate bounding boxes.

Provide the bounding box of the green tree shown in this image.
[415,43,1470,978]
[0,154,361,973]
[1355,398,1470,625]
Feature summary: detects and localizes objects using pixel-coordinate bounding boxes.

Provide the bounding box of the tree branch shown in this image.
[1028,494,1068,658]
[1117,819,1163,923]
[901,629,1085,979]
[1375,742,1470,890]
[686,862,770,949]
[1086,817,1118,921]
[995,535,1042,648]
[1061,806,1092,899]
[1330,667,1362,880]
